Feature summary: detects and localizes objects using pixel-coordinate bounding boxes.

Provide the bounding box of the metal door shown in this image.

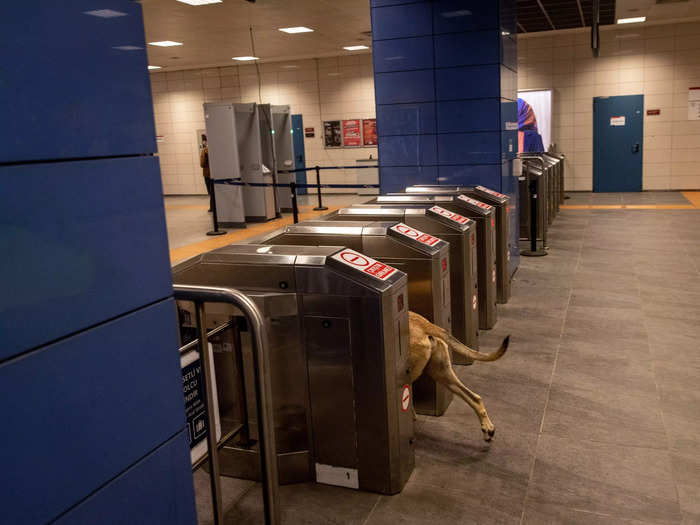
[292,114,307,195]
[593,95,643,192]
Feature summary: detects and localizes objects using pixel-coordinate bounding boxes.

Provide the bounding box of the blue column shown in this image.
[372,0,519,271]
[0,2,196,524]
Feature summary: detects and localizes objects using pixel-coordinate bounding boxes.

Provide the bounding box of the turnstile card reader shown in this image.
[256,221,453,416]
[404,185,512,304]
[362,196,498,330]
[323,206,479,357]
[172,244,414,494]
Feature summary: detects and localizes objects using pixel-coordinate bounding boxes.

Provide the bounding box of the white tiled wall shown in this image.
[150,54,376,195]
[518,21,700,191]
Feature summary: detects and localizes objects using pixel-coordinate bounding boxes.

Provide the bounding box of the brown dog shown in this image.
[408,311,509,441]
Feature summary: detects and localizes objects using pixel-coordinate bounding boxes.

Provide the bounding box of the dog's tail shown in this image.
[447,333,509,362]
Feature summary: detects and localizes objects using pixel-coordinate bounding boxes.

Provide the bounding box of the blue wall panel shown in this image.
[370,2,433,40]
[379,134,437,166]
[0,1,156,163]
[373,36,434,73]
[0,157,172,360]
[434,31,500,67]
[377,103,437,136]
[382,166,439,193]
[0,299,186,525]
[437,99,501,133]
[55,431,196,525]
[437,164,502,187]
[438,133,502,164]
[432,1,499,34]
[435,65,501,101]
[375,70,436,104]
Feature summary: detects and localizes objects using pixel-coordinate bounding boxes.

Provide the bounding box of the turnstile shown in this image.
[172,244,414,494]
[270,105,295,212]
[403,185,511,304]
[322,206,480,356]
[519,161,548,247]
[255,221,453,416]
[362,196,498,330]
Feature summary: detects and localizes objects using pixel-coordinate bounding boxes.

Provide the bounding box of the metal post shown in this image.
[231,316,251,447]
[313,165,327,211]
[521,170,547,257]
[195,302,224,525]
[207,182,227,236]
[290,181,299,224]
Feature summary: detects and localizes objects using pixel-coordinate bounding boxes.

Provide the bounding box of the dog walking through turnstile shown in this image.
[362,195,498,330]
[403,186,511,304]
[255,221,453,417]
[172,244,414,494]
[321,206,480,357]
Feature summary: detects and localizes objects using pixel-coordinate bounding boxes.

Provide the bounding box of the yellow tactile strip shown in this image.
[169,205,340,264]
[560,192,700,210]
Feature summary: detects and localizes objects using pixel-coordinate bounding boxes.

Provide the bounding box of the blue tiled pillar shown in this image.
[0,2,196,524]
[372,0,519,271]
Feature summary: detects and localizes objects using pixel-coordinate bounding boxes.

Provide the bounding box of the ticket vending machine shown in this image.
[172,244,414,494]
[363,196,498,330]
[404,186,511,304]
[322,206,480,357]
[255,221,453,416]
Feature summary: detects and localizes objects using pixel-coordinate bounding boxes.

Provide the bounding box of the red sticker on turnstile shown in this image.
[401,385,411,411]
[332,249,397,281]
[429,205,470,224]
[476,185,506,199]
[390,223,440,247]
[458,194,493,210]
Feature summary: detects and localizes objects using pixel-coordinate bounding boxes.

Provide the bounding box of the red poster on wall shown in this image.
[362,119,377,146]
[342,119,362,147]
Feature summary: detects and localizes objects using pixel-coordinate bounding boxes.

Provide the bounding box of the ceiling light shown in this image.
[617,16,646,24]
[148,65,162,70]
[176,0,222,4]
[232,56,259,61]
[83,9,128,18]
[343,45,369,51]
[149,41,183,47]
[279,26,314,34]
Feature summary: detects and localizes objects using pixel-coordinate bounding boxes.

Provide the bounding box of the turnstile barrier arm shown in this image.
[174,284,281,525]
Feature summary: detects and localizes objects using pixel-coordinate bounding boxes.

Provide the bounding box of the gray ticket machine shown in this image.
[404,185,511,304]
[172,244,414,494]
[322,206,480,357]
[364,196,498,330]
[255,221,453,416]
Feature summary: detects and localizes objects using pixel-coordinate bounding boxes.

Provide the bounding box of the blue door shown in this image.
[291,114,307,195]
[593,95,644,192]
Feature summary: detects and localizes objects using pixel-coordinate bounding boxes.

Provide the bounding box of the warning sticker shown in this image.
[401,384,411,411]
[390,223,440,247]
[332,249,397,281]
[458,194,493,210]
[429,205,470,225]
[610,116,626,126]
[472,294,478,311]
[476,185,506,198]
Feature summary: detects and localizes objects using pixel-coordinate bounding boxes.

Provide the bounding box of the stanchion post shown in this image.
[313,165,327,211]
[521,169,547,257]
[207,181,227,236]
[290,181,299,224]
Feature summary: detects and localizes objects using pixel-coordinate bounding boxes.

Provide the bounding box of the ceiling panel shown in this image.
[517,0,617,33]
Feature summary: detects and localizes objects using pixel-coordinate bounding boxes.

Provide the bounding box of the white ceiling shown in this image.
[140,0,373,71]
[616,0,700,22]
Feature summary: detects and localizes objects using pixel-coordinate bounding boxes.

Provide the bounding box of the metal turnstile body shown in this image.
[172,244,414,494]
[203,102,246,228]
[322,206,480,356]
[363,196,498,330]
[403,185,511,304]
[271,105,295,212]
[519,164,548,245]
[256,221,453,416]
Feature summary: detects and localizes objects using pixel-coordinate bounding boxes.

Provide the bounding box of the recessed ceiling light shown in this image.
[343,45,369,51]
[148,65,162,70]
[232,56,259,61]
[176,0,222,5]
[83,9,128,18]
[113,45,143,51]
[278,26,314,34]
[149,41,183,47]
[617,16,646,24]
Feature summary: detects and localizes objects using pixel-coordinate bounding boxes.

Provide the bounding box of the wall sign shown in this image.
[610,116,626,126]
[323,120,342,148]
[689,87,700,121]
[342,119,362,147]
[182,357,208,450]
[646,109,660,116]
[304,127,315,138]
[362,118,377,146]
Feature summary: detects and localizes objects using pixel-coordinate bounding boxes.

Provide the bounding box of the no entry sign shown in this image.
[476,185,506,198]
[390,223,440,246]
[332,249,397,281]
[458,194,493,210]
[401,384,410,411]
[429,205,470,224]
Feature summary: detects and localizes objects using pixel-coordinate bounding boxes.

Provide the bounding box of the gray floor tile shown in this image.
[523,500,663,525]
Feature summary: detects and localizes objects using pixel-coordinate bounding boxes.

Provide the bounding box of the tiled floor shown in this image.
[178,192,700,525]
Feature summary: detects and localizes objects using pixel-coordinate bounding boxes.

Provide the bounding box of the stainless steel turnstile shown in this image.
[362,196,498,330]
[403,185,511,304]
[322,206,480,356]
[255,221,453,416]
[270,105,295,212]
[172,244,414,494]
[519,159,548,247]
